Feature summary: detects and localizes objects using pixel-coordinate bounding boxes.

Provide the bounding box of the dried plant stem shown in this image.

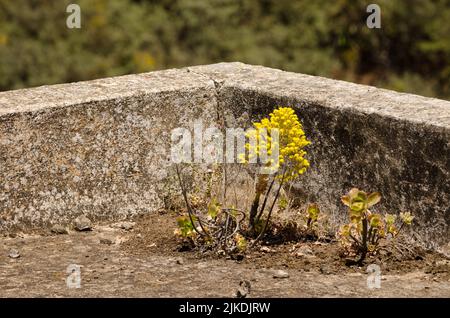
[222,163,227,205]
[251,168,287,246]
[254,175,277,225]
[175,164,210,238]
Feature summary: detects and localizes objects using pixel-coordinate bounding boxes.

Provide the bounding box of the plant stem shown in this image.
[175,164,210,238]
[255,175,277,225]
[370,228,378,245]
[358,215,368,265]
[349,234,361,245]
[249,192,261,231]
[251,168,287,246]
[222,162,227,205]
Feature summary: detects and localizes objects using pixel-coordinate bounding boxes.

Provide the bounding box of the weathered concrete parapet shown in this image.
[190,63,450,246]
[1,62,449,246]
[0,69,219,229]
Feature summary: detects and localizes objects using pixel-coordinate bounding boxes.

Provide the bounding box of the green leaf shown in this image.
[385,213,397,225]
[207,198,220,219]
[353,190,368,202]
[369,213,382,228]
[235,234,247,251]
[400,212,414,225]
[367,192,381,207]
[307,203,320,222]
[341,195,350,206]
[348,188,362,200]
[350,201,365,213]
[176,215,196,237]
[278,196,288,210]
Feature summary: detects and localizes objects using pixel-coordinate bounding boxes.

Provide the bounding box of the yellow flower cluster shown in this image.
[241,107,310,180]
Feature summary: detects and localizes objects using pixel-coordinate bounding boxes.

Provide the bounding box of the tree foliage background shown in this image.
[0,0,449,99]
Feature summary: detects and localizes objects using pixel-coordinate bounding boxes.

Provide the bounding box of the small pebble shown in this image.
[116,221,135,231]
[100,238,114,245]
[8,249,20,259]
[295,245,315,258]
[51,225,68,235]
[235,280,251,298]
[320,264,333,275]
[273,270,289,279]
[73,215,92,231]
[261,246,274,253]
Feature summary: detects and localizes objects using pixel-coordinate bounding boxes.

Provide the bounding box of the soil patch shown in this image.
[1,212,449,297]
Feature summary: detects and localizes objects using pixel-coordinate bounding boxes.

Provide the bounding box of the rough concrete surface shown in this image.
[1,223,449,298]
[0,70,218,230]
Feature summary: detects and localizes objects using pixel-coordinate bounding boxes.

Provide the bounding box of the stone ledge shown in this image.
[189,62,450,129]
[0,69,215,116]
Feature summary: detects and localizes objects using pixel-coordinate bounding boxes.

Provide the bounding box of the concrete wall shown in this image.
[1,62,449,245]
[0,69,218,229]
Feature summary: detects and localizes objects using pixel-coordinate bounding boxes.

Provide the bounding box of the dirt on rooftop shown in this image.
[1,211,449,298]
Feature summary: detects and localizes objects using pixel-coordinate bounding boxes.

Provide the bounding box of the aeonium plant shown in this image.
[173,106,311,253]
[239,107,311,242]
[338,188,414,265]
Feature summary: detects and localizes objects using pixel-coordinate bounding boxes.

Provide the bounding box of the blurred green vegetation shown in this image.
[0,0,449,99]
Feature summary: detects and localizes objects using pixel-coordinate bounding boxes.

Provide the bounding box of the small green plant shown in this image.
[338,188,414,265]
[174,215,197,238]
[306,203,320,232]
[234,233,247,252]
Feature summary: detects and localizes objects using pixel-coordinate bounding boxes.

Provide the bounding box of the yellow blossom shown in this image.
[242,107,310,181]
